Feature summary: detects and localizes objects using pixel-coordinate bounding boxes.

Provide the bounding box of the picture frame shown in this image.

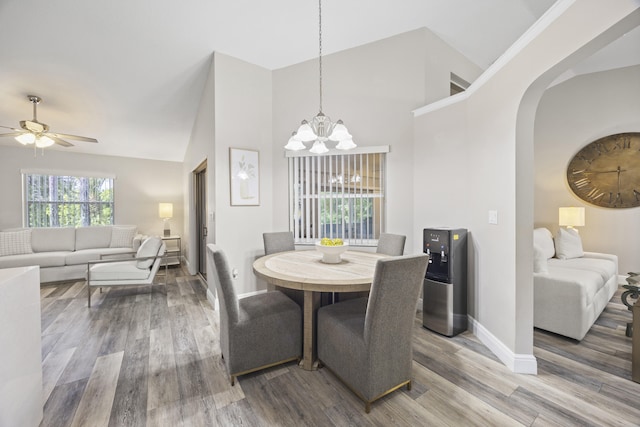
[229,148,260,206]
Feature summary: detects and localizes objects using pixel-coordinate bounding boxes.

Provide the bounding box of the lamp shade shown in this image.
[559,207,585,227]
[159,203,173,219]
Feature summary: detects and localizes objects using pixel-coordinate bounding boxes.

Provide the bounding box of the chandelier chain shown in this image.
[318,0,323,113]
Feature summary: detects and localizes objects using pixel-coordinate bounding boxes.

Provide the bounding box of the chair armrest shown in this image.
[88,253,162,268]
[100,251,137,260]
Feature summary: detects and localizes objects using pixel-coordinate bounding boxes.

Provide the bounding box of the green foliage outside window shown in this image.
[25,174,114,227]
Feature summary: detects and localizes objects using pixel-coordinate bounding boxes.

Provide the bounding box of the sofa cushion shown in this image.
[548,257,616,284]
[89,261,152,281]
[0,251,68,269]
[555,228,584,260]
[76,226,113,250]
[136,237,163,269]
[0,229,33,256]
[533,245,548,274]
[65,248,136,266]
[533,228,555,259]
[110,226,137,248]
[31,227,76,252]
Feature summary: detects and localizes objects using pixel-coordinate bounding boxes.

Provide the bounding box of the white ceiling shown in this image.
[0,0,637,161]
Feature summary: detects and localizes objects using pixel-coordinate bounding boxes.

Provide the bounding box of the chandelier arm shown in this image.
[318,0,322,114]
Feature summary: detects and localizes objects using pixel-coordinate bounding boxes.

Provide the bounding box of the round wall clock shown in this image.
[567,132,640,208]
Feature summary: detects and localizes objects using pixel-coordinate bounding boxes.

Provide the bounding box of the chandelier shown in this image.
[284,0,356,155]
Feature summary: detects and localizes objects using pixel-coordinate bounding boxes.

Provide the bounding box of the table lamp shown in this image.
[558,207,585,231]
[159,203,173,237]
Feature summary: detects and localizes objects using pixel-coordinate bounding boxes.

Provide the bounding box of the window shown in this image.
[22,171,114,227]
[287,147,387,245]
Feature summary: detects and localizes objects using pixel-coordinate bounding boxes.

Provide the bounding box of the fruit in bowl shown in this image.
[315,239,348,263]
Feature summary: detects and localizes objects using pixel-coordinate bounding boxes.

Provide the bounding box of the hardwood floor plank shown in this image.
[41,378,88,427]
[108,338,149,427]
[41,347,76,406]
[147,327,180,412]
[70,351,124,427]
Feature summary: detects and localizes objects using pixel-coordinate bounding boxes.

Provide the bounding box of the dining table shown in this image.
[252,249,388,370]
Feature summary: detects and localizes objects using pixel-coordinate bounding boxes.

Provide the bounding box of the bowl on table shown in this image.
[315,241,349,264]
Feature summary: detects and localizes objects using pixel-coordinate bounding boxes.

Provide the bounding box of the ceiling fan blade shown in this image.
[49,136,74,147]
[0,132,24,138]
[0,125,22,132]
[48,132,97,143]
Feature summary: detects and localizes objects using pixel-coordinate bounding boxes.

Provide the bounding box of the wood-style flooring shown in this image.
[39,268,640,426]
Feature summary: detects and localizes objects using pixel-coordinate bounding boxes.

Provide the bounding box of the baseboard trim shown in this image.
[468,315,537,375]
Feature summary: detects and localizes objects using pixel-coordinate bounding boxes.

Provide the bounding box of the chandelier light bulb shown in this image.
[284,132,306,151]
[335,138,357,150]
[309,140,329,154]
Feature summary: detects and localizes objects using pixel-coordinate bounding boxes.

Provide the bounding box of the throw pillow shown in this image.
[555,227,584,260]
[0,229,33,256]
[136,237,163,269]
[110,226,137,248]
[533,228,555,259]
[533,245,548,274]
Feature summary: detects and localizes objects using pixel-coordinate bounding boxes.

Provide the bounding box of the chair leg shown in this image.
[407,380,412,391]
[365,401,371,414]
[87,283,91,307]
[231,375,236,386]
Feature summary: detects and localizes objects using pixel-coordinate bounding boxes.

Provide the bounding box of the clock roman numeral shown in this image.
[574,178,590,188]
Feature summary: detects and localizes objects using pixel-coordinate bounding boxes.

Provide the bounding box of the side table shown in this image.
[161,235,182,266]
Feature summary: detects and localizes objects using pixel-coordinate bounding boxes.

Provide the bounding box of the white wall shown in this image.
[272,28,482,254]
[0,145,183,234]
[213,53,273,295]
[413,0,640,371]
[182,54,216,276]
[535,65,640,273]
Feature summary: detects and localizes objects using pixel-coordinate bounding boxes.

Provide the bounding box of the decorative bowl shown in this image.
[315,241,349,264]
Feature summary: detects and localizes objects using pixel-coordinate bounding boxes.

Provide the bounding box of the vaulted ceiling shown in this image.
[0,0,637,161]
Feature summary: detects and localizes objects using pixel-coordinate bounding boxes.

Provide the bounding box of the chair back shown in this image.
[207,244,239,362]
[364,254,428,353]
[207,244,239,324]
[263,231,295,255]
[376,233,406,256]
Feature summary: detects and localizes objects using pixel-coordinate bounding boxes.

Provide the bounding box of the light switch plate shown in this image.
[488,210,498,225]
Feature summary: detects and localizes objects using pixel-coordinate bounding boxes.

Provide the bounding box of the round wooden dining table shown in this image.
[252,249,388,370]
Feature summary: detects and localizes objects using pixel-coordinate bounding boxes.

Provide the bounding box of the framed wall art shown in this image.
[229,148,260,206]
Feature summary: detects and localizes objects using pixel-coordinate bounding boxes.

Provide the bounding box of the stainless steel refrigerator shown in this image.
[422,228,468,337]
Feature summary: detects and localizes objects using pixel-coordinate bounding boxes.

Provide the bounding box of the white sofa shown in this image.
[0,226,144,283]
[533,227,618,341]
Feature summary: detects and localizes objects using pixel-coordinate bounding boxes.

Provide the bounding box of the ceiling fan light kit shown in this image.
[0,94,98,153]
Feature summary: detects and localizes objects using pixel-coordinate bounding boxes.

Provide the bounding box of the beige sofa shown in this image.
[533,227,618,341]
[0,226,144,283]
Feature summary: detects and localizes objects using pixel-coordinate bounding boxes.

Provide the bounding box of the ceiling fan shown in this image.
[0,95,98,148]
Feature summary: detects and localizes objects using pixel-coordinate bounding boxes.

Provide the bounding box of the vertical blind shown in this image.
[23,172,114,227]
[288,149,387,245]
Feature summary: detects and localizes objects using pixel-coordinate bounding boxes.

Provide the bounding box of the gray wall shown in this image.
[0,145,183,235]
[534,65,640,273]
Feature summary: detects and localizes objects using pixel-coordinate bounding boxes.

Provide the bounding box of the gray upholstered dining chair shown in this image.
[262,231,303,305]
[317,253,429,413]
[207,244,302,385]
[263,231,295,255]
[376,233,406,256]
